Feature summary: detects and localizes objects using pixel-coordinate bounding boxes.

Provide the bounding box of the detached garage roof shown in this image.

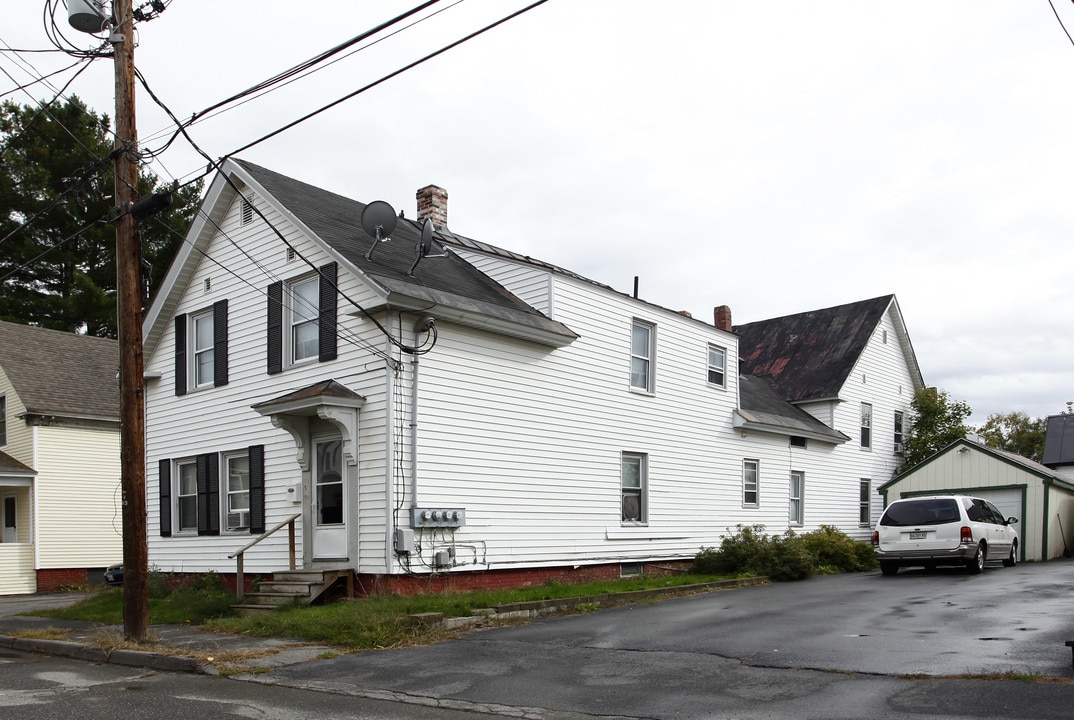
[882,438,1074,492]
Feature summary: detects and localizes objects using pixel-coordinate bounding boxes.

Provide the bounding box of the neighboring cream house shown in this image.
[140,159,924,596]
[0,321,121,593]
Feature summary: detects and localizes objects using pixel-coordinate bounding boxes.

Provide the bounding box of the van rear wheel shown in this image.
[966,544,985,574]
[880,562,899,576]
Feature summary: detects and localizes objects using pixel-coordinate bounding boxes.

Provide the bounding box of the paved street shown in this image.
[3,561,1074,719]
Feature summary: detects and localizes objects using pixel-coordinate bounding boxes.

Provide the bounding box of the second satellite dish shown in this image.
[362,201,397,260]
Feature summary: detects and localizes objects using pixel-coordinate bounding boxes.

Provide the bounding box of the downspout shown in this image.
[383,314,396,575]
[410,316,436,511]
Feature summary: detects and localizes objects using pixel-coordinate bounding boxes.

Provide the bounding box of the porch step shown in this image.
[231,568,353,615]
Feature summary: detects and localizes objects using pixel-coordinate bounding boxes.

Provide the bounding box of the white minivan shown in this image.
[872,495,1018,576]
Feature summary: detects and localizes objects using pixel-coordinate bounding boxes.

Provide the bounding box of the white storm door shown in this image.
[312,438,347,559]
[2,494,16,544]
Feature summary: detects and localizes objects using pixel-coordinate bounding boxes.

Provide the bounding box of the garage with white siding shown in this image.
[878,438,1074,562]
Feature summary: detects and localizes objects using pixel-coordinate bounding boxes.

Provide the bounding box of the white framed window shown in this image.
[860,402,872,449]
[0,394,7,447]
[191,310,215,388]
[224,453,251,530]
[894,411,905,454]
[176,460,198,533]
[630,320,655,393]
[789,471,804,525]
[707,344,726,387]
[289,275,320,364]
[743,459,759,507]
[859,479,871,526]
[621,452,647,523]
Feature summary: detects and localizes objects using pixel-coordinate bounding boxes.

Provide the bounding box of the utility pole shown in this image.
[112,0,150,642]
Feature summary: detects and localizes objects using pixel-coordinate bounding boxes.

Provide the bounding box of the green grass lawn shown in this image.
[31,572,744,650]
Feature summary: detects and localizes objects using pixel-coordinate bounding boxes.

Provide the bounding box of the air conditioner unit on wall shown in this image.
[227,510,250,530]
[894,442,905,455]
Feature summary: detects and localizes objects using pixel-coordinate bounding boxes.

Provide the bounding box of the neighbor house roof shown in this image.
[1043,414,1074,467]
[734,295,923,404]
[0,450,35,477]
[0,320,119,422]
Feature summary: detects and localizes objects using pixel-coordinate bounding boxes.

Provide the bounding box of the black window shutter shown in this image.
[213,299,229,387]
[318,262,337,362]
[267,281,283,374]
[174,314,187,396]
[249,445,265,534]
[158,459,172,537]
[196,453,220,536]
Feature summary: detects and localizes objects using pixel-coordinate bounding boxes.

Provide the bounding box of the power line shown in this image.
[135,66,437,356]
[224,0,550,160]
[1048,0,1074,49]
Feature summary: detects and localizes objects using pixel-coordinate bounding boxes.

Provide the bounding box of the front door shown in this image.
[2,494,16,544]
[312,438,347,559]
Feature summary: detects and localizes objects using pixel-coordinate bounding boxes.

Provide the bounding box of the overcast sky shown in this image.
[4,1,1073,425]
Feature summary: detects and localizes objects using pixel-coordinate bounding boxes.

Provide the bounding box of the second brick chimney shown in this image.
[714,305,732,332]
[416,185,448,229]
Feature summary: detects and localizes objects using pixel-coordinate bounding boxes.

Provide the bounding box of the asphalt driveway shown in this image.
[260,560,1074,719]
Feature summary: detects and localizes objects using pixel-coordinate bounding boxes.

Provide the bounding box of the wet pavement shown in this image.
[3,563,1074,719]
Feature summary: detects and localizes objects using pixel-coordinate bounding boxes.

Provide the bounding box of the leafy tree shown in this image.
[976,411,1046,463]
[902,388,971,470]
[0,96,202,337]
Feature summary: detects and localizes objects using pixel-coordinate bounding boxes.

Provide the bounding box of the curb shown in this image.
[0,634,201,673]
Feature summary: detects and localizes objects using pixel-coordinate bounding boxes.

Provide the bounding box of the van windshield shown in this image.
[880,498,960,526]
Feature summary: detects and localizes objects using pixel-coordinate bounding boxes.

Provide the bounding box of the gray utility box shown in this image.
[410,507,466,528]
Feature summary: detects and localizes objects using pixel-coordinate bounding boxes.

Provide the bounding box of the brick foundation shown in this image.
[36,568,89,591]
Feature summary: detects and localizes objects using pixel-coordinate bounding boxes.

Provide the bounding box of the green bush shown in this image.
[692,524,876,581]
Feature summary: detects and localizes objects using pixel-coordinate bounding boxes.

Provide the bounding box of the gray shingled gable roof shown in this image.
[734,295,895,404]
[1043,414,1074,467]
[234,160,576,344]
[736,374,850,444]
[0,321,119,421]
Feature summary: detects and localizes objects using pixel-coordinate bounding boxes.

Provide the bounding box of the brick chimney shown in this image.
[714,305,732,332]
[416,185,448,228]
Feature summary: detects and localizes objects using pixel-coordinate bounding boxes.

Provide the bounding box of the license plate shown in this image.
[909,531,927,540]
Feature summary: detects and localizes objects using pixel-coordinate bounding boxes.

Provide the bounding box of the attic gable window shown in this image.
[630,319,655,393]
[174,301,229,396]
[860,402,872,449]
[707,344,726,388]
[267,262,338,374]
[290,275,320,363]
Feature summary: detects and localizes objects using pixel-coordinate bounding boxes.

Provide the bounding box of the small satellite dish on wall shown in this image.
[362,201,397,260]
[408,218,449,276]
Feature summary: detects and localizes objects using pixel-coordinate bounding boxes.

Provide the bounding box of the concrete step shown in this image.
[240,591,310,607]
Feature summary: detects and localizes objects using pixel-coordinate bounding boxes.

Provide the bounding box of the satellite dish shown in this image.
[407,218,449,276]
[361,200,397,260]
[419,218,434,257]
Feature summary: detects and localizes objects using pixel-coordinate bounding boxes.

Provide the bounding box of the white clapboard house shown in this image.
[141,159,923,599]
[0,321,121,593]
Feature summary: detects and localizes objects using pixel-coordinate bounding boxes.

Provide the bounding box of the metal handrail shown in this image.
[228,512,301,601]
